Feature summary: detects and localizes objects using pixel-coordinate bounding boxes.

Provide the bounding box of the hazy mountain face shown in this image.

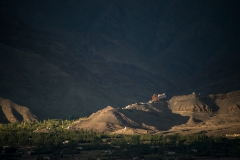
[0,0,240,119]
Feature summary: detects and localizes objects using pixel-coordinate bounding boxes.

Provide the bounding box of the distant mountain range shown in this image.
[0,0,240,119]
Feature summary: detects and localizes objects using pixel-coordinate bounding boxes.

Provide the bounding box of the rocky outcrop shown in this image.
[0,97,38,123]
[168,93,212,112]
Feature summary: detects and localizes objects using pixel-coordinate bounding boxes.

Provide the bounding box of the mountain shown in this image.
[70,90,240,135]
[0,1,240,119]
[0,97,37,123]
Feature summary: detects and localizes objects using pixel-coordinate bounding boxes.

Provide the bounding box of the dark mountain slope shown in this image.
[152,0,240,80]
[0,15,162,119]
[0,1,240,119]
[3,0,237,93]
[168,53,240,95]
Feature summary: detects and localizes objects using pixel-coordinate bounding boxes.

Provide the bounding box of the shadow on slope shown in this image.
[121,102,189,131]
[0,108,9,124]
[11,107,23,122]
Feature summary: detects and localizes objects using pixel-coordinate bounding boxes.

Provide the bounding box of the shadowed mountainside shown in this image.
[0,14,160,119]
[0,0,240,119]
[1,0,239,87]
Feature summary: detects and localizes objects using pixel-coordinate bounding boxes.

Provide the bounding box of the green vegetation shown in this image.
[0,119,240,159]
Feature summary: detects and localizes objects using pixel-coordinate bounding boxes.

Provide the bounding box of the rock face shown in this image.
[0,97,38,123]
[71,90,240,135]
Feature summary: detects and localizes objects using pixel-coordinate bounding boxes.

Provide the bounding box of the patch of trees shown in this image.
[0,120,240,159]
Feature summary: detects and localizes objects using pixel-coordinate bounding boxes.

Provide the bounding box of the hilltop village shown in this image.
[150,93,167,102]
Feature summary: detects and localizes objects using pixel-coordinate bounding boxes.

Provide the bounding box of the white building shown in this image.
[158,93,166,99]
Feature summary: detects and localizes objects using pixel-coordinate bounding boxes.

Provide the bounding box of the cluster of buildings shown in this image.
[150,93,167,102]
[122,93,167,107]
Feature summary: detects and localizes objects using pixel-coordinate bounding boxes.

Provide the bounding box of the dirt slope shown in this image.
[0,97,38,123]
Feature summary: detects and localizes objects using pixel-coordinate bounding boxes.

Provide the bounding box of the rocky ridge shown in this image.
[0,97,38,123]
